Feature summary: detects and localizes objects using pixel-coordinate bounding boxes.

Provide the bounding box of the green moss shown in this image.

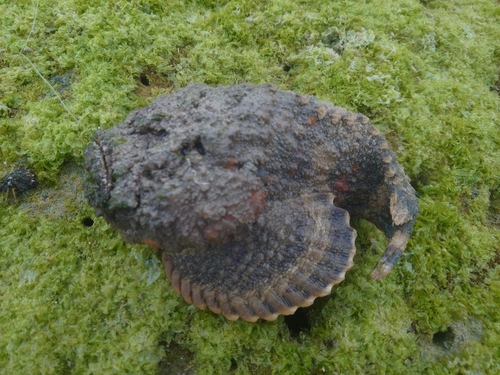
[1,0,500,373]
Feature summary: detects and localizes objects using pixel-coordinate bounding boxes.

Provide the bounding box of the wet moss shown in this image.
[1,0,500,374]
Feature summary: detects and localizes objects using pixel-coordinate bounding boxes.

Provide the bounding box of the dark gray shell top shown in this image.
[84,83,419,321]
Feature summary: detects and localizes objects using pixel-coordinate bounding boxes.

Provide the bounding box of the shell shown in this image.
[84,83,419,321]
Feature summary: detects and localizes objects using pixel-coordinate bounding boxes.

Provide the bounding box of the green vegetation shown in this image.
[1,0,499,373]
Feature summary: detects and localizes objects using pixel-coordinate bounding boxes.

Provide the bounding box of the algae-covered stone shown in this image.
[83,83,419,321]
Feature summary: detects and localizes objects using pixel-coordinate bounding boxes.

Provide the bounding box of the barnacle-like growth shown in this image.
[0,167,38,200]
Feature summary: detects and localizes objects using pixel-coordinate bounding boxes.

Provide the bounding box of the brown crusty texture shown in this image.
[84,83,419,321]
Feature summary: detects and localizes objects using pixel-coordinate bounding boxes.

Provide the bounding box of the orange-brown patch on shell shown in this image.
[333,173,350,193]
[249,189,267,218]
[223,156,240,170]
[203,215,237,242]
[140,238,161,250]
[307,116,317,126]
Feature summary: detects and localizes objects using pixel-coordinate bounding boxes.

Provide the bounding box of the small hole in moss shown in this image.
[407,321,418,334]
[82,217,94,227]
[432,326,455,349]
[284,307,311,338]
[158,340,195,375]
[229,358,238,371]
[491,78,500,96]
[324,338,335,348]
[140,73,150,86]
[283,64,291,72]
[419,0,431,6]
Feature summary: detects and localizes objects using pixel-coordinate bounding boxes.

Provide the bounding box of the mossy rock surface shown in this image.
[1,0,499,374]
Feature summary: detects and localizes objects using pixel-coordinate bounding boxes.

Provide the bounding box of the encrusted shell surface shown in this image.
[84,83,419,321]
